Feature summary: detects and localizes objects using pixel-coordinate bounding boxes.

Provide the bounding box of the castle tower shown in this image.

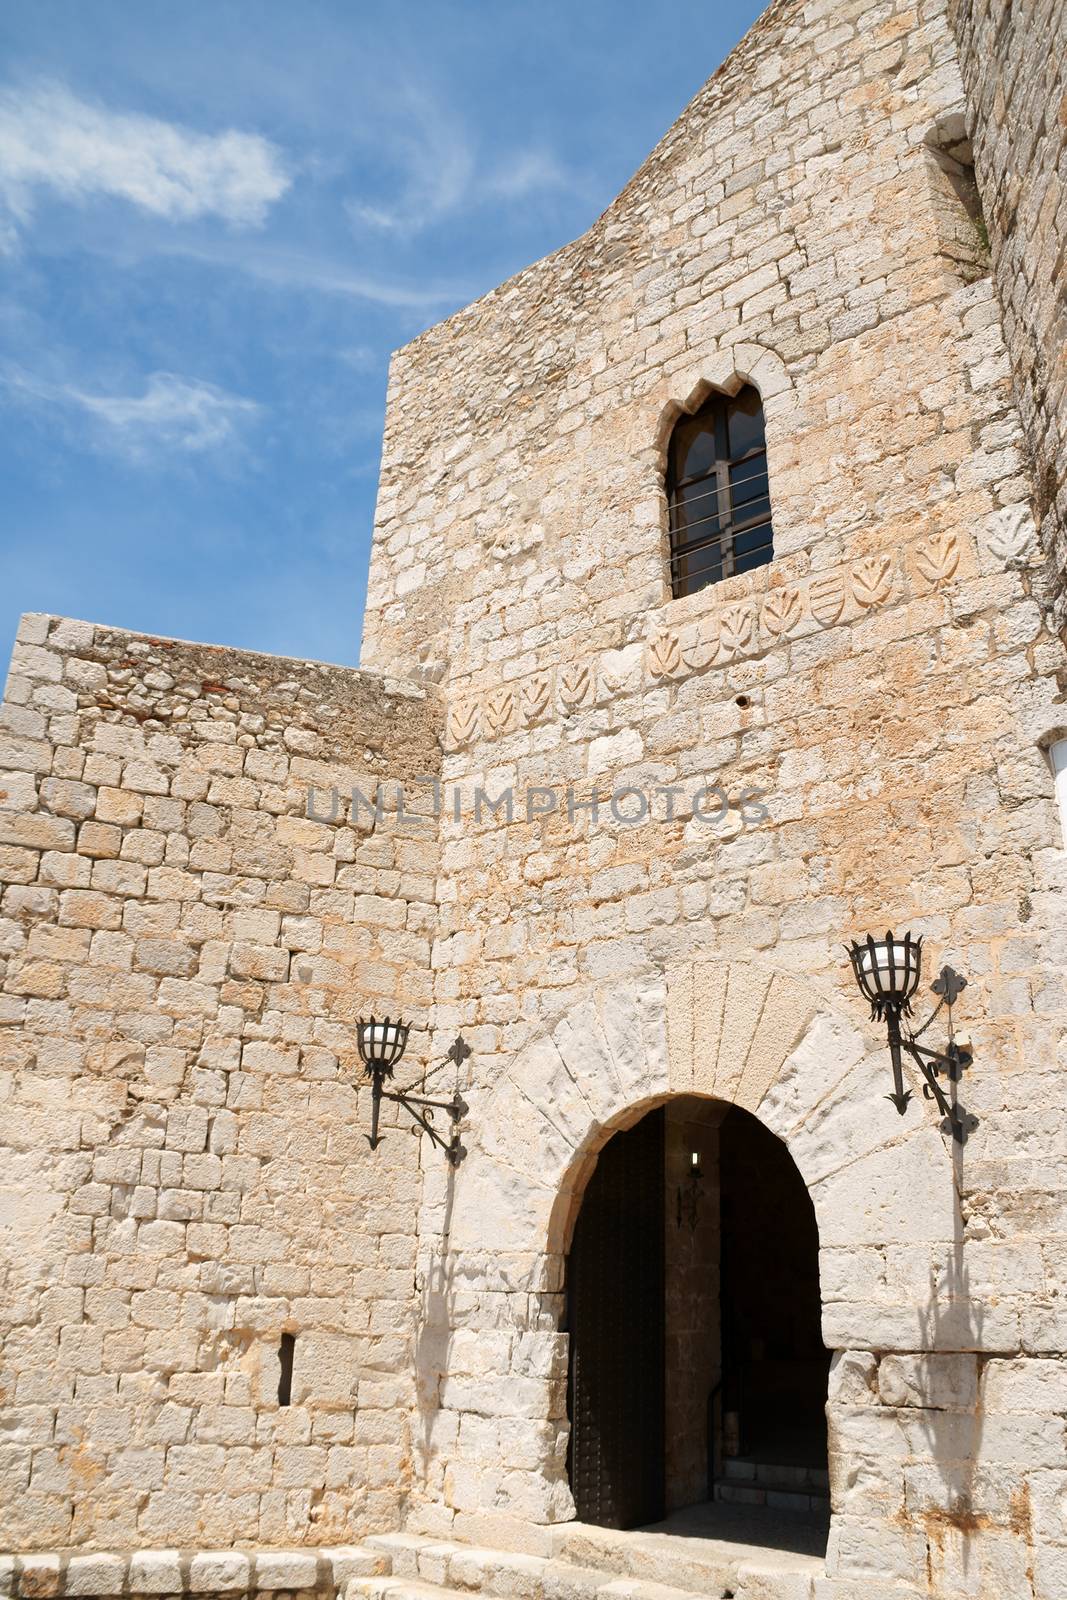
[1,0,1066,1595]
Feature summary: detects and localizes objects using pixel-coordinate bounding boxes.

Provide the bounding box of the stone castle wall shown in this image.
[0,616,443,1551]
[360,0,1067,1593]
[2,0,1066,1593]
[948,0,1067,635]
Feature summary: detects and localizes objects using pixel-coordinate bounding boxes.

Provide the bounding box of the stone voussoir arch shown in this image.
[446,957,955,1266]
[649,340,797,473]
[414,959,962,1528]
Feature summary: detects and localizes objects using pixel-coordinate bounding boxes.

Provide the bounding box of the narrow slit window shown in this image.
[278,1332,295,1406]
[667,385,773,600]
[1050,739,1067,848]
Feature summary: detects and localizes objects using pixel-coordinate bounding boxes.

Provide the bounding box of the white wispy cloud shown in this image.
[346,94,473,235]
[2,366,260,457]
[345,89,582,236]
[139,237,470,309]
[336,344,380,372]
[0,80,291,246]
[485,148,576,200]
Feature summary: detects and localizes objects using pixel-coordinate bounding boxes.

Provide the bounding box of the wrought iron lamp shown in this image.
[356,1017,471,1166]
[846,931,974,1144]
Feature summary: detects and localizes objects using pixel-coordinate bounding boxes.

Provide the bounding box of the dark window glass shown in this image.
[670,476,720,544]
[671,415,718,483]
[726,385,765,458]
[666,385,773,599]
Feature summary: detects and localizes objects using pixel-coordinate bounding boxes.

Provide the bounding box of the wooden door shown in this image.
[566,1108,665,1529]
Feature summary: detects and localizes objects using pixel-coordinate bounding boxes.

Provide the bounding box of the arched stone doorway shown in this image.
[412,959,959,1570]
[564,1096,829,1536]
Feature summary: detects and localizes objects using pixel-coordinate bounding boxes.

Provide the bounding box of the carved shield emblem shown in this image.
[682,618,718,673]
[808,573,846,627]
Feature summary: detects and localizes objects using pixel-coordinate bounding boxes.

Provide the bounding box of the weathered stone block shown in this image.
[188,1551,250,1592]
[255,1551,319,1589]
[878,1354,978,1411]
[64,1554,125,1596]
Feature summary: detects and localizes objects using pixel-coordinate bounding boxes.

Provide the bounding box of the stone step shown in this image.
[348,1580,456,1600]
[551,1523,820,1596]
[361,1526,823,1600]
[347,1573,703,1600]
[713,1484,828,1514]
[721,1460,829,1493]
[717,1457,831,1512]
[1,1546,391,1600]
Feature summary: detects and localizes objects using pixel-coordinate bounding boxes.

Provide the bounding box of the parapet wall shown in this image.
[0,615,443,1550]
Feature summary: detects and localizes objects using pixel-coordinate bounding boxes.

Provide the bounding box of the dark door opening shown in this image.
[565,1097,829,1541]
[566,1107,665,1529]
[717,1106,830,1484]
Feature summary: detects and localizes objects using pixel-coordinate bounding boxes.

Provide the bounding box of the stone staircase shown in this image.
[349,1523,826,1600]
[714,1458,831,1516]
[0,1522,828,1600]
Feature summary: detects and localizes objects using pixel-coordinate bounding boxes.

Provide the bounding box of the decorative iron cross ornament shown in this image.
[847,932,976,1145]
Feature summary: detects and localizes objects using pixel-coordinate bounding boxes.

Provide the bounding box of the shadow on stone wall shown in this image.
[912,1136,989,1589]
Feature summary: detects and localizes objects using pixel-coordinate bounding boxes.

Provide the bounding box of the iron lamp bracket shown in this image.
[363,1034,472,1166]
[886,966,976,1144]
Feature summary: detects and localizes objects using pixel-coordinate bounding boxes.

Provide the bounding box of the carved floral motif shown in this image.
[719,604,757,659]
[447,700,480,749]
[987,504,1038,567]
[648,633,682,679]
[447,530,972,748]
[599,647,643,697]
[484,687,516,737]
[761,587,804,640]
[558,662,595,710]
[851,554,893,610]
[519,671,553,725]
[912,531,960,589]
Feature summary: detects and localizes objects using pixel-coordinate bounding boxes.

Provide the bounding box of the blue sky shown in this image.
[0,0,765,672]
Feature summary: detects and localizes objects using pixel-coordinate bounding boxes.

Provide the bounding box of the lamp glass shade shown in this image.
[356,1016,410,1073]
[848,930,923,1013]
[860,941,917,993]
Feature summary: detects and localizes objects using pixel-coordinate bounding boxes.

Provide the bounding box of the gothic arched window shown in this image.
[666,385,773,599]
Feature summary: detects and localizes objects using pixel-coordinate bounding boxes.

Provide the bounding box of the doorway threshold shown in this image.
[639,1498,829,1558]
[553,1514,827,1596]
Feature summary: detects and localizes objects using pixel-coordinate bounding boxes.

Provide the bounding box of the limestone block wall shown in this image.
[949,0,1067,634]
[0,616,443,1551]
[360,0,1033,689]
[1,0,1064,1591]
[359,0,1067,1592]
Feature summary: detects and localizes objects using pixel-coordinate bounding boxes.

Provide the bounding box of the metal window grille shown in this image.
[667,386,774,599]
